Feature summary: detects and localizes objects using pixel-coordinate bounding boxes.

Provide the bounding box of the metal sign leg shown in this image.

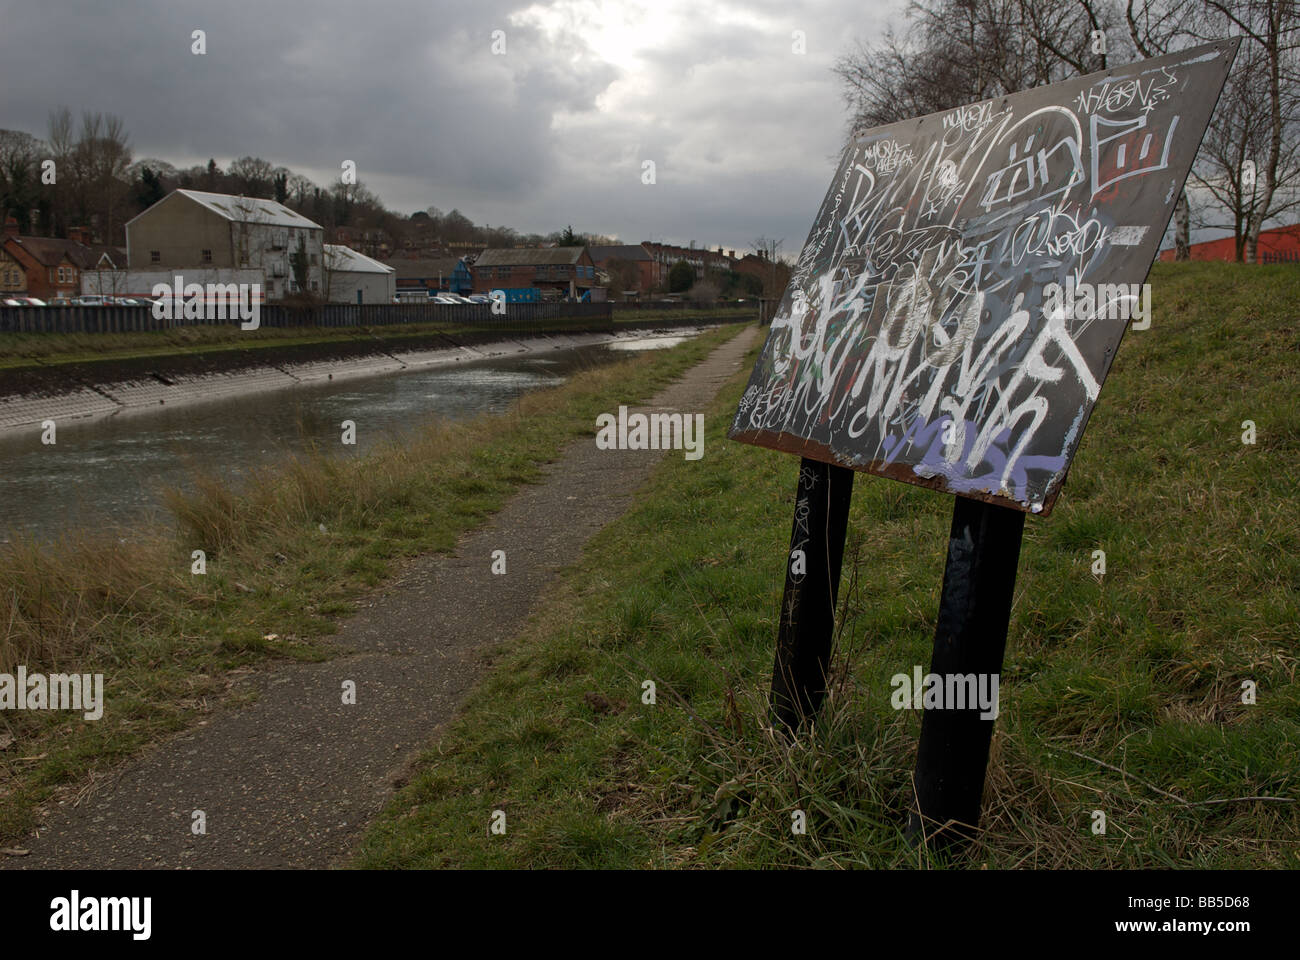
[908,494,1025,849]
[770,457,854,731]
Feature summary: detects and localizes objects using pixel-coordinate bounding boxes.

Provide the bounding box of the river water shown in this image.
[0,333,694,543]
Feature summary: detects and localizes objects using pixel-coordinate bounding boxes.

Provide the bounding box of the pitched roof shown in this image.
[4,235,124,270]
[325,244,394,274]
[85,245,127,269]
[588,244,651,263]
[131,189,321,230]
[474,246,587,267]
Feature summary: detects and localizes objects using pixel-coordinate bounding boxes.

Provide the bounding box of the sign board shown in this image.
[730,40,1238,515]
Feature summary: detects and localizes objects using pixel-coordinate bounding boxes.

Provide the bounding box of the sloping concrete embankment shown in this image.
[0,328,713,434]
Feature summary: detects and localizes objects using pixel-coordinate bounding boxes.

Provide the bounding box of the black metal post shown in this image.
[770,457,854,731]
[908,494,1025,850]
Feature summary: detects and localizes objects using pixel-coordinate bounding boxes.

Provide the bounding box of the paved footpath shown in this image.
[5,325,758,870]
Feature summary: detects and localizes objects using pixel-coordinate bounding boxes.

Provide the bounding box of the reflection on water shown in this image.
[0,333,695,542]
[608,336,687,351]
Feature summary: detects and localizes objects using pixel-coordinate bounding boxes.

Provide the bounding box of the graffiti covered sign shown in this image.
[730,40,1238,515]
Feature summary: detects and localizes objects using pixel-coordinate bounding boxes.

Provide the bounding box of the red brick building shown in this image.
[1157,223,1300,263]
[2,220,127,299]
[472,246,600,299]
[733,250,790,296]
[640,241,735,282]
[589,243,663,296]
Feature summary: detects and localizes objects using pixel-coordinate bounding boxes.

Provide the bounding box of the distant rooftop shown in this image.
[325,244,393,274]
[589,244,651,262]
[131,189,322,230]
[475,246,587,267]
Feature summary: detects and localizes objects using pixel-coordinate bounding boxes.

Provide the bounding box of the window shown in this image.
[150,250,161,264]
[201,249,212,263]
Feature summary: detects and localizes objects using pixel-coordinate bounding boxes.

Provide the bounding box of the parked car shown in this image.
[71,295,106,306]
[3,296,46,306]
[466,294,490,304]
[46,297,72,307]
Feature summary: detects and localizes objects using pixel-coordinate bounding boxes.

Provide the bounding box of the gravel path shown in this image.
[4,325,757,870]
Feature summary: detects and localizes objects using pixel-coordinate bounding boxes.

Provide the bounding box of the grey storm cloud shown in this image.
[0,0,900,251]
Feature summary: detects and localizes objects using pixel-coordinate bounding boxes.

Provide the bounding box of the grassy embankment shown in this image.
[0,323,745,844]
[356,262,1300,869]
[0,307,753,372]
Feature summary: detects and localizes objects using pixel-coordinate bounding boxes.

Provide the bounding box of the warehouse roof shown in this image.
[129,189,321,230]
[474,246,588,267]
[325,245,394,274]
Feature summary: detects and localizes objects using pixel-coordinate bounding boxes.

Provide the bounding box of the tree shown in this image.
[441,208,474,241]
[688,277,721,301]
[1200,0,1300,261]
[133,166,166,209]
[834,0,1093,131]
[0,129,43,233]
[1120,0,1204,259]
[71,111,132,243]
[559,224,582,246]
[668,259,694,292]
[833,0,1282,263]
[604,257,641,294]
[228,156,275,198]
[290,234,311,296]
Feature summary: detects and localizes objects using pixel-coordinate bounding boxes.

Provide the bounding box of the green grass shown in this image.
[355,262,1300,869]
[0,322,746,844]
[0,318,621,372]
[612,306,757,324]
[0,307,753,372]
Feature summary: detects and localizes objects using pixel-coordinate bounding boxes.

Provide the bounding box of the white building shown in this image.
[325,244,396,304]
[125,189,324,301]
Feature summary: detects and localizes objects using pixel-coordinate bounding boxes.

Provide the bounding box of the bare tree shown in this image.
[834,0,1100,132]
[1190,41,1279,258]
[1199,0,1300,261]
[228,156,276,198]
[1120,1,1203,258]
[835,0,1297,264]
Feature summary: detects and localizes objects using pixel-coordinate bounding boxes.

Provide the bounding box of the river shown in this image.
[0,333,694,543]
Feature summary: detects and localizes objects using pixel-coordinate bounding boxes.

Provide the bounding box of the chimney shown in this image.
[69,226,89,245]
[4,217,18,238]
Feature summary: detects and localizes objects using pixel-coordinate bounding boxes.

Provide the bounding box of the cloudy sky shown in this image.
[0,0,903,254]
